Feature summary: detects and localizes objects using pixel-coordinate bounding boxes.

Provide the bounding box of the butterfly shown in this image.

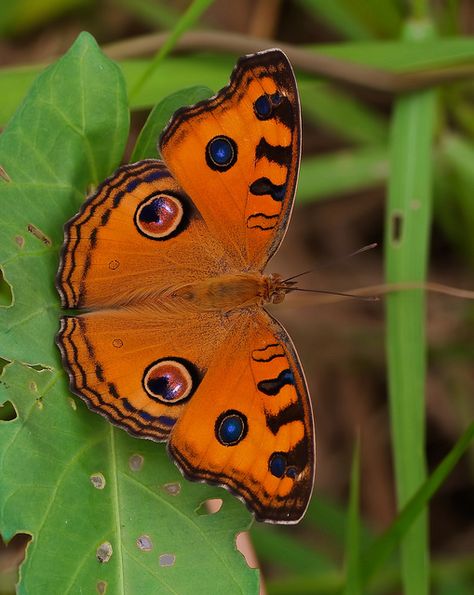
[56,49,315,524]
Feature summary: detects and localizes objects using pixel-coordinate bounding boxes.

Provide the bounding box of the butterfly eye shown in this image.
[135,194,184,240]
[142,358,195,404]
[215,410,248,446]
[269,452,287,478]
[206,136,237,171]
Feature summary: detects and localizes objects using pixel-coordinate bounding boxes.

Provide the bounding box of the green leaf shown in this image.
[312,37,474,72]
[0,362,257,594]
[132,85,213,161]
[0,33,257,594]
[0,31,129,368]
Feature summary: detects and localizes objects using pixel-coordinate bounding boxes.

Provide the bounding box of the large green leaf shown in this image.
[0,32,257,594]
[0,31,129,368]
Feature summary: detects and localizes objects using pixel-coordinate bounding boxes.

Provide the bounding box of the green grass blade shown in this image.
[117,0,179,29]
[343,438,361,595]
[384,20,437,595]
[298,146,388,204]
[300,82,388,145]
[296,0,374,40]
[361,422,474,586]
[129,0,215,99]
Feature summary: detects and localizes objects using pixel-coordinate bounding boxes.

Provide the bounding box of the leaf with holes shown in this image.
[0,32,257,594]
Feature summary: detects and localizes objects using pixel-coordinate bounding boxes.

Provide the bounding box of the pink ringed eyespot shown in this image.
[135,194,183,239]
[143,359,193,404]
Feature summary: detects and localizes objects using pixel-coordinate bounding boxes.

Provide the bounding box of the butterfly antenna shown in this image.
[282,242,378,284]
[286,287,379,302]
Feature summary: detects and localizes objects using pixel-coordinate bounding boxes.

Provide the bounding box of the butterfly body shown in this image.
[170,272,287,311]
[57,49,315,524]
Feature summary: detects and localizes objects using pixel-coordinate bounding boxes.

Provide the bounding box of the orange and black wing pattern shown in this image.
[56,160,230,310]
[160,49,301,271]
[168,309,314,523]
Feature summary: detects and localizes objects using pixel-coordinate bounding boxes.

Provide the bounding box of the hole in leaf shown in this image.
[136,535,153,551]
[159,553,175,567]
[162,482,181,496]
[96,580,107,594]
[0,401,17,422]
[0,357,10,375]
[90,473,106,490]
[26,363,51,372]
[96,542,113,564]
[196,498,223,516]
[0,269,13,308]
[0,532,31,588]
[391,212,403,244]
[27,223,51,246]
[128,454,144,472]
[236,532,259,569]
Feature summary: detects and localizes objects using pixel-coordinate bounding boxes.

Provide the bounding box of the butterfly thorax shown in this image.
[170,272,286,312]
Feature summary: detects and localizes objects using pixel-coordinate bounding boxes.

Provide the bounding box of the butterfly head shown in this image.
[264,273,297,305]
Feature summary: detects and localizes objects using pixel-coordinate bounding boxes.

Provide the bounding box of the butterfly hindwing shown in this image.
[57,308,231,441]
[168,309,314,523]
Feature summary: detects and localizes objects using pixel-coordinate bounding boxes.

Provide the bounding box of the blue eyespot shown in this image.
[254,93,283,120]
[269,452,287,478]
[206,136,237,171]
[215,410,248,446]
[254,95,272,119]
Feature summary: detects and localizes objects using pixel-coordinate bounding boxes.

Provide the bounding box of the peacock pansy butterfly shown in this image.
[56,49,315,524]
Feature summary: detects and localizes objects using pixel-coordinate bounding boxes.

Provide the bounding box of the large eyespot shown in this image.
[269,452,287,478]
[135,194,184,240]
[215,409,248,446]
[142,358,197,404]
[206,136,237,172]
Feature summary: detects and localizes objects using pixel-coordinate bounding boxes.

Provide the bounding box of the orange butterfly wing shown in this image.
[57,161,234,310]
[169,309,314,523]
[57,49,315,523]
[160,49,301,270]
[58,308,230,441]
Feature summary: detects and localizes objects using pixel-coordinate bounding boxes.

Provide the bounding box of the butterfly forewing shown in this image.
[160,49,301,271]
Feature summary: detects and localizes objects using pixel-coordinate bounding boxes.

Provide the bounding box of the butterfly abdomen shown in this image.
[170,272,285,311]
